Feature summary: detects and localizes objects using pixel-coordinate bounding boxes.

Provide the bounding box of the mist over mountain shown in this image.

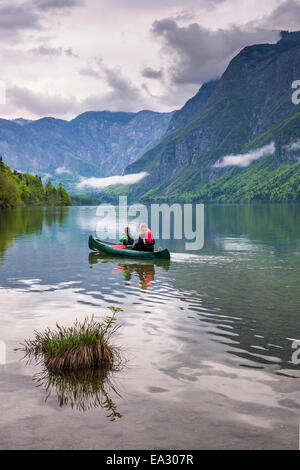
[121,31,300,202]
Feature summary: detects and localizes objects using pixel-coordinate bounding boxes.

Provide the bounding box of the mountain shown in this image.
[11,118,33,127]
[165,80,219,136]
[0,109,173,189]
[121,31,300,202]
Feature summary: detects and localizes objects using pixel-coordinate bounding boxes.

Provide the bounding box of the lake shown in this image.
[0,204,299,450]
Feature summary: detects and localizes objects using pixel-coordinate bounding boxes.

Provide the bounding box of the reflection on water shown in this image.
[0,204,300,449]
[119,263,155,290]
[0,207,69,263]
[34,366,123,419]
[205,203,299,251]
[89,252,170,290]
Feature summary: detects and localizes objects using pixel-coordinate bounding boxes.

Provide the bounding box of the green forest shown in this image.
[100,158,300,204]
[70,195,102,206]
[187,160,300,203]
[135,159,300,204]
[0,157,71,209]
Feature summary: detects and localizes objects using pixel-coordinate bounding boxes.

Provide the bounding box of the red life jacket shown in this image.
[145,230,153,243]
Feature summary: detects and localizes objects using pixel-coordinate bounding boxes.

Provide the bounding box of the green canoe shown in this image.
[88,235,170,260]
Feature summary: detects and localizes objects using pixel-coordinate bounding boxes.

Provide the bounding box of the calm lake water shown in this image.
[0,204,299,450]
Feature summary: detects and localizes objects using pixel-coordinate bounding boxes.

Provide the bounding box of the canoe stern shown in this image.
[88,234,97,251]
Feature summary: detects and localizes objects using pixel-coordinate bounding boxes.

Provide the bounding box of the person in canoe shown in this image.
[133,223,155,252]
[119,227,134,246]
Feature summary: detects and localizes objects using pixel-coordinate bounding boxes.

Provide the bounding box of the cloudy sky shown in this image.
[0,0,299,120]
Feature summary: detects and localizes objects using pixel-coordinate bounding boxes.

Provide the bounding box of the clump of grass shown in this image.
[19,307,122,373]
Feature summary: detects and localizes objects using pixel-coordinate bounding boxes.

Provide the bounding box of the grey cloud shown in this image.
[0,0,83,42]
[29,45,63,55]
[141,67,164,79]
[103,66,140,99]
[173,11,197,21]
[79,59,149,110]
[79,57,104,79]
[100,0,225,13]
[79,67,101,78]
[65,48,78,58]
[82,65,147,112]
[0,3,40,34]
[7,85,81,117]
[141,83,159,98]
[29,45,78,57]
[151,18,279,85]
[4,80,143,118]
[259,0,300,30]
[151,1,300,87]
[34,0,83,11]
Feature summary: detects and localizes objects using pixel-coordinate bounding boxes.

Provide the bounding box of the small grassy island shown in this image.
[0,156,71,209]
[18,308,123,416]
[19,308,122,372]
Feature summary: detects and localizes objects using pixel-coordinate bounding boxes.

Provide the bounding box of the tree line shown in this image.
[0,156,71,209]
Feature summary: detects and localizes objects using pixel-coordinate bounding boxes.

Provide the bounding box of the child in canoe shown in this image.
[119,227,134,246]
[133,223,155,252]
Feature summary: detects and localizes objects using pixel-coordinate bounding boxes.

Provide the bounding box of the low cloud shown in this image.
[42,173,52,182]
[285,140,300,151]
[55,166,72,175]
[213,142,276,168]
[76,172,148,189]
